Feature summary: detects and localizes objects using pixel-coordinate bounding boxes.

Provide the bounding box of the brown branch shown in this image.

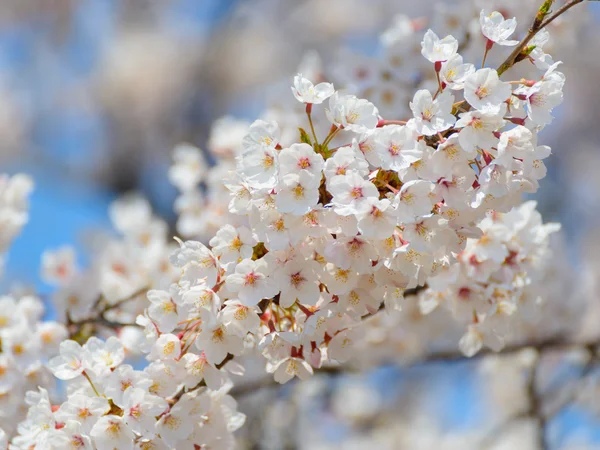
[540,0,587,28]
[230,336,600,398]
[497,0,586,76]
[68,286,149,339]
[477,410,530,449]
[100,285,150,314]
[478,344,599,449]
[477,358,544,450]
[168,353,236,405]
[216,353,235,370]
[527,358,548,450]
[542,345,599,419]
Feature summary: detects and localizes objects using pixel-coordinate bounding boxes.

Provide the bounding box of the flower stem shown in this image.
[433,70,443,99]
[322,126,340,148]
[306,104,318,143]
[482,39,494,68]
[82,371,101,397]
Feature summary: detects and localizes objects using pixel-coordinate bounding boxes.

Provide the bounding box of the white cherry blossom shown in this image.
[291,73,335,104]
[225,258,279,306]
[440,54,475,90]
[90,416,135,450]
[326,93,379,133]
[480,10,519,46]
[421,29,458,63]
[464,68,511,113]
[278,143,324,177]
[409,90,456,136]
[275,171,320,215]
[328,171,379,216]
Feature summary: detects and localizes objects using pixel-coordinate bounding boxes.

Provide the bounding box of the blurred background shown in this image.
[2,0,600,448]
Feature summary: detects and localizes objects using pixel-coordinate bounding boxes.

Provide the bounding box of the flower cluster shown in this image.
[170,121,250,241]
[0,295,66,439]
[167,1,584,242]
[42,195,178,326]
[347,202,562,369]
[11,336,244,450]
[327,0,581,120]
[1,194,248,448]
[418,201,560,357]
[193,8,562,373]
[1,2,586,448]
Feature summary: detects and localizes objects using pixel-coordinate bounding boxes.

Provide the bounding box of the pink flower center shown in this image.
[298,157,311,169]
[245,272,259,286]
[350,187,363,199]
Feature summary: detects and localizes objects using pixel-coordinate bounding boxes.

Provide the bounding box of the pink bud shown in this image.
[309,347,322,368]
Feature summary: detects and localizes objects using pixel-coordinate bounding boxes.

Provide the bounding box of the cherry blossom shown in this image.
[421,29,458,63]
[480,10,519,46]
[0,2,589,447]
[291,73,335,104]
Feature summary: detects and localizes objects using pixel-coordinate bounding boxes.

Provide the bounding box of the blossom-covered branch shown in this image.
[0,0,594,448]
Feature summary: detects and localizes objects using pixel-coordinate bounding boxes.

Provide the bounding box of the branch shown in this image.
[527,358,548,450]
[497,0,586,75]
[68,286,149,338]
[477,359,543,450]
[542,345,599,419]
[424,336,600,362]
[478,344,599,449]
[540,0,587,28]
[168,353,236,404]
[100,285,150,314]
[230,336,600,398]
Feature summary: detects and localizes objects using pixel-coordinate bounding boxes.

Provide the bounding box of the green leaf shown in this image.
[534,0,554,28]
[515,45,537,63]
[299,127,312,145]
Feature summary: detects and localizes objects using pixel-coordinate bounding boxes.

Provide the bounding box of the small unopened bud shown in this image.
[507,117,526,126]
[482,150,493,165]
[533,0,554,29]
[309,347,322,368]
[521,78,536,87]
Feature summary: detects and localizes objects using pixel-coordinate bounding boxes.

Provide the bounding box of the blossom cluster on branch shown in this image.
[0,1,592,448]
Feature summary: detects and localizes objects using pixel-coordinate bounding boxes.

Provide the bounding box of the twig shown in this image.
[306,105,318,144]
[526,358,548,450]
[542,345,599,419]
[100,285,150,314]
[540,0,586,29]
[83,370,101,397]
[497,0,585,75]
[478,344,599,449]
[230,337,600,398]
[68,286,149,338]
[168,353,236,405]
